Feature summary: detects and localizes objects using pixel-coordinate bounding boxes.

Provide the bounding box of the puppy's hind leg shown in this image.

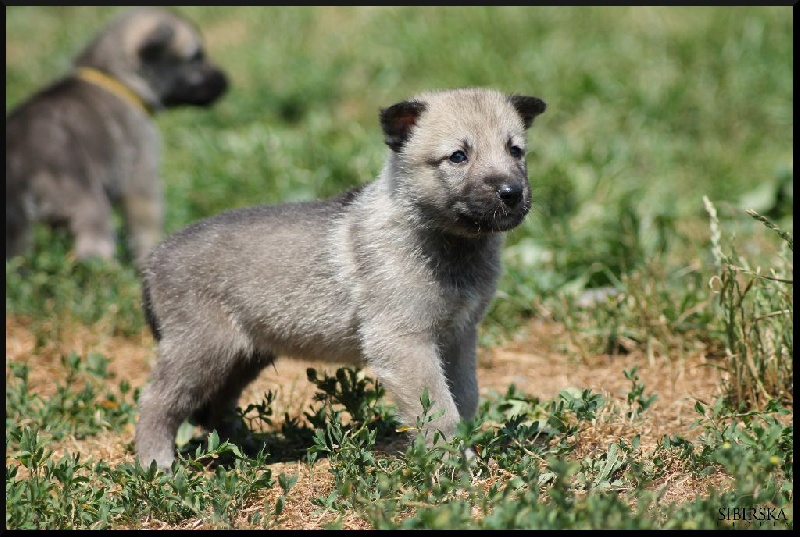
[6,193,34,261]
[135,326,254,471]
[135,366,195,471]
[189,350,275,455]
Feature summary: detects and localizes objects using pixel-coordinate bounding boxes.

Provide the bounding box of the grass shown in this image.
[5,5,793,530]
[5,359,793,529]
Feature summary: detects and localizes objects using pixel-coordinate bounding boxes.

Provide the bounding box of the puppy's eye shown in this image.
[509,145,524,159]
[449,150,468,164]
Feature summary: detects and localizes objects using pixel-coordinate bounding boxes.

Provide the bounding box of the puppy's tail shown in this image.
[141,278,161,342]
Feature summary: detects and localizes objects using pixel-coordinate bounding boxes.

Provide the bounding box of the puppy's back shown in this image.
[143,188,365,361]
[7,78,126,191]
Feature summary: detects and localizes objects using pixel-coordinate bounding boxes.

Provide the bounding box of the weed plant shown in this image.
[7,360,791,529]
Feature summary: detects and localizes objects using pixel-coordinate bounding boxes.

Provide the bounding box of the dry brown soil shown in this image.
[5,314,729,529]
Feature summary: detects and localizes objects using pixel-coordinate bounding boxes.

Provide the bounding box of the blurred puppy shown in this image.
[136,87,546,470]
[6,7,229,267]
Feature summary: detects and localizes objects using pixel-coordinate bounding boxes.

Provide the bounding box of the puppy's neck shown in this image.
[75,67,153,116]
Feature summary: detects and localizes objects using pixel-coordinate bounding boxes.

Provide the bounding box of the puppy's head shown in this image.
[380,87,546,237]
[74,7,228,112]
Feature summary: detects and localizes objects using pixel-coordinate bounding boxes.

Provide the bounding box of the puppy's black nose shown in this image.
[497,184,523,207]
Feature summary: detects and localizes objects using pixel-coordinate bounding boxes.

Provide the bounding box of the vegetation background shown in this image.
[6,6,793,529]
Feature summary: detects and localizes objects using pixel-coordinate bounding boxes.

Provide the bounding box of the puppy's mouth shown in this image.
[443,175,532,235]
[452,196,531,235]
[162,66,229,108]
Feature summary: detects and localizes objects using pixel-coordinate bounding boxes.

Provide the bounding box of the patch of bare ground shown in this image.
[481,318,734,507]
[482,318,726,448]
[6,313,734,527]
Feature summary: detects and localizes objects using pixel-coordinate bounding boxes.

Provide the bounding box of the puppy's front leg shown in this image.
[362,329,461,444]
[441,325,480,422]
[122,185,164,269]
[70,189,116,261]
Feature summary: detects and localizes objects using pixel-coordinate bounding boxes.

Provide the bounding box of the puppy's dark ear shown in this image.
[509,95,547,129]
[138,22,175,61]
[379,101,426,152]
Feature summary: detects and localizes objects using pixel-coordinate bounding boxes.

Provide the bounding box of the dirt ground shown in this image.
[5,314,729,528]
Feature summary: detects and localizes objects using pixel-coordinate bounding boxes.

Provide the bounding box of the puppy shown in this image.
[6,7,228,268]
[136,87,546,470]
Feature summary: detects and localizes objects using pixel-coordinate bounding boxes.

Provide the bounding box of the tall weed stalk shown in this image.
[703,196,793,409]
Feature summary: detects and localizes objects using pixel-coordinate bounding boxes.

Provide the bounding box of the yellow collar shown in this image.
[75,67,153,116]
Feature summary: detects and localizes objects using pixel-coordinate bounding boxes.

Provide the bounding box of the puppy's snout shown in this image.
[496,183,524,208]
[163,65,229,108]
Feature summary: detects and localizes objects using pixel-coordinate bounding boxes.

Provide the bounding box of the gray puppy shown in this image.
[136,87,546,470]
[6,7,228,268]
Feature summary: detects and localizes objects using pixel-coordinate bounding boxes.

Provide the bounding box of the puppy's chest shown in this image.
[347,222,500,330]
[425,254,498,329]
